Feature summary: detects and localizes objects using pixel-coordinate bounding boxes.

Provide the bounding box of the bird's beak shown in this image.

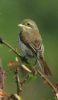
[18,23,32,30]
[18,24,24,27]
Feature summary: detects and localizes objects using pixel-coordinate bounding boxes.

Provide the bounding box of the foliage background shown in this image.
[0,0,58,100]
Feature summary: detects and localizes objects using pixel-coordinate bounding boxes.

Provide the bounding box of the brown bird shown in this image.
[18,19,52,75]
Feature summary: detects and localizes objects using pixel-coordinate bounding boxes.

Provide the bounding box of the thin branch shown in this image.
[37,68,57,93]
[0,37,22,58]
[37,69,58,99]
[14,66,22,95]
[20,74,30,86]
[7,94,21,100]
[0,37,58,99]
[0,59,5,100]
[20,64,58,94]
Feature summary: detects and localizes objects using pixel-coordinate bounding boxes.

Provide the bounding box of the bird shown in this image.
[18,19,52,75]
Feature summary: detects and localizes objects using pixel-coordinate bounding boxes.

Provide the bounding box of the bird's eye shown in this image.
[27,23,30,26]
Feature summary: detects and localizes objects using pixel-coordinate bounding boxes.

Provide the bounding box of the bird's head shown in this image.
[18,19,39,32]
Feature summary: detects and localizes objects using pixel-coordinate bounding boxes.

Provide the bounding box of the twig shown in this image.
[20,64,58,96]
[0,37,30,64]
[30,66,58,99]
[20,74,29,86]
[0,37,22,58]
[14,66,22,95]
[0,59,5,100]
[20,64,58,98]
[7,94,21,100]
[36,68,57,93]
[0,37,58,99]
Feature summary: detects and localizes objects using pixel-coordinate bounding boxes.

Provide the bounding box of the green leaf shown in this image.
[28,74,37,81]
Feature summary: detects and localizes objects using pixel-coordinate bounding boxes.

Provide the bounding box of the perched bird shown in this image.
[18,19,52,75]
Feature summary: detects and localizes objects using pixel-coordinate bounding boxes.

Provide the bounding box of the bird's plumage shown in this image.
[18,19,52,75]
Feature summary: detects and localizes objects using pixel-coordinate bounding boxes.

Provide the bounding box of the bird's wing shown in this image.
[19,32,36,54]
[27,39,44,56]
[20,31,43,55]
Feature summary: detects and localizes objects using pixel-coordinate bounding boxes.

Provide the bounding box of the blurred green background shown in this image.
[0,0,58,100]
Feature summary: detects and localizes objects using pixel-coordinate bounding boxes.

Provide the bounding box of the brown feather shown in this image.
[39,55,52,75]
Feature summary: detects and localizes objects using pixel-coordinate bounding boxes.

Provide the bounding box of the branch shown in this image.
[7,94,21,100]
[0,37,58,99]
[30,66,58,99]
[0,37,22,58]
[20,64,58,99]
[14,66,22,95]
[37,68,57,93]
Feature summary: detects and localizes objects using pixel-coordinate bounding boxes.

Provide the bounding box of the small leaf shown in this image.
[28,74,37,81]
[8,60,17,66]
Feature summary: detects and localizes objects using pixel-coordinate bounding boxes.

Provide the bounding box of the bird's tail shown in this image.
[38,55,52,75]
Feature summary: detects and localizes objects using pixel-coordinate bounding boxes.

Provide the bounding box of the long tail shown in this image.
[38,55,52,75]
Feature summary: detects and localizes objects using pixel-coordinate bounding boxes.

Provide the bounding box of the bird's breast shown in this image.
[19,34,33,57]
